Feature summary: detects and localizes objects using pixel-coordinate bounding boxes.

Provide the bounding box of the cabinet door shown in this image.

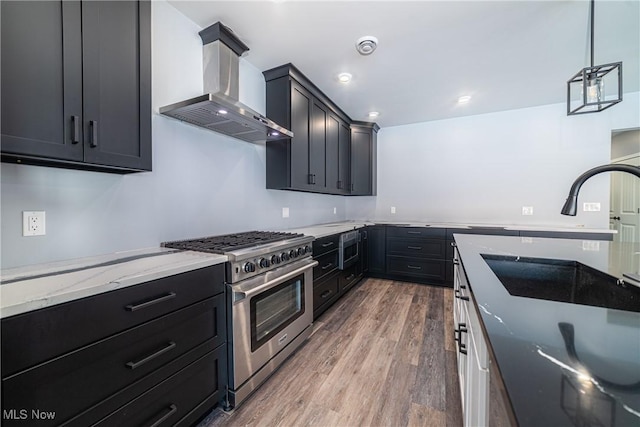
[81,0,151,171]
[338,122,351,194]
[1,1,83,161]
[367,226,386,275]
[290,81,313,190]
[351,127,372,195]
[309,100,327,190]
[325,114,340,192]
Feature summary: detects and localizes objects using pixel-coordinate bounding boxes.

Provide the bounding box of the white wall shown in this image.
[346,93,640,227]
[0,1,346,269]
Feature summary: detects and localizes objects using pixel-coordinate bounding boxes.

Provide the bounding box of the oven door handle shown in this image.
[233,260,318,302]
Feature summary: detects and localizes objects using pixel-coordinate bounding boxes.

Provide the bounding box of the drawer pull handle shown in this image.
[126,341,177,370]
[451,242,457,247]
[89,120,98,148]
[346,273,356,281]
[407,246,422,250]
[321,242,335,248]
[407,231,422,235]
[407,265,422,270]
[455,323,468,355]
[147,404,178,427]
[454,289,469,301]
[125,292,177,312]
[320,290,333,299]
[71,115,80,144]
[321,263,333,270]
[453,260,460,265]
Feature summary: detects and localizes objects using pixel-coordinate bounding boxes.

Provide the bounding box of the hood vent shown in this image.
[159,22,293,143]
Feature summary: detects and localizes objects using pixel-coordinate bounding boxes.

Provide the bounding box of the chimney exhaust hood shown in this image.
[159,22,293,143]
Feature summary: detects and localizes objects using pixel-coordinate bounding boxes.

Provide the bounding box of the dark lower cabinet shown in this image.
[312,231,365,319]
[364,225,613,288]
[367,226,387,276]
[1,265,226,426]
[1,0,151,173]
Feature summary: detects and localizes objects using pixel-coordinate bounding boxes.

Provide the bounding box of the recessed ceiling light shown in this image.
[338,72,352,83]
[457,96,472,104]
[218,109,228,114]
[368,111,379,118]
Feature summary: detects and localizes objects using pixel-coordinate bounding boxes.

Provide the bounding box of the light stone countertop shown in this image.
[0,248,227,318]
[285,220,615,238]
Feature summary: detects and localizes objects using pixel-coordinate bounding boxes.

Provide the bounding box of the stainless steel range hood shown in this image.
[159,22,293,143]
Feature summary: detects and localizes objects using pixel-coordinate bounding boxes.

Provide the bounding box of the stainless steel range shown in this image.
[163,231,317,408]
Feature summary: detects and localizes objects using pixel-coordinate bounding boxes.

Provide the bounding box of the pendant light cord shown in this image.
[590,0,595,67]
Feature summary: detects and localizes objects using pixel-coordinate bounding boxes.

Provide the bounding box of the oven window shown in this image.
[344,242,358,263]
[250,273,305,352]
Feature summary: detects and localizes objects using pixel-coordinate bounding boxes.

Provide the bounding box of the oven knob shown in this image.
[281,252,289,261]
[271,254,281,265]
[297,247,305,257]
[305,245,312,254]
[243,262,256,273]
[259,258,270,268]
[289,249,297,259]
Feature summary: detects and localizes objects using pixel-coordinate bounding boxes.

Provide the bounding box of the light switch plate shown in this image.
[282,207,289,218]
[522,206,534,216]
[391,206,396,214]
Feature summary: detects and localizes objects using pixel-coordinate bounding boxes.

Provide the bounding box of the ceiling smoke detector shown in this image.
[356,36,378,56]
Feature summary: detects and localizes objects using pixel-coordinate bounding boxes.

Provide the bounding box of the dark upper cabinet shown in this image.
[1,0,151,173]
[350,122,378,196]
[326,113,351,195]
[264,63,375,196]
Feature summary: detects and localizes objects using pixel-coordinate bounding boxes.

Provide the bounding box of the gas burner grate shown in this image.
[162,231,304,254]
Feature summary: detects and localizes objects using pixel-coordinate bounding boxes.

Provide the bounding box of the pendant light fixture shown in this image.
[567,0,622,115]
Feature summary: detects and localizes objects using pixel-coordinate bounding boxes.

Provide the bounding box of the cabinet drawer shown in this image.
[2,264,224,376]
[386,256,446,281]
[339,265,359,293]
[313,234,340,257]
[313,273,340,313]
[2,296,225,426]
[387,227,445,239]
[387,237,446,259]
[94,346,226,427]
[313,250,338,281]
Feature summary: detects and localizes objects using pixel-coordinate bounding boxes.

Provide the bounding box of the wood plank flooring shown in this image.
[200,278,462,427]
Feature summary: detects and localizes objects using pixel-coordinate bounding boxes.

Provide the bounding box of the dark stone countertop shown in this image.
[453,234,640,427]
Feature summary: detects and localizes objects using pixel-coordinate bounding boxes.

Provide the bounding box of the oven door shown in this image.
[339,231,359,270]
[229,258,317,389]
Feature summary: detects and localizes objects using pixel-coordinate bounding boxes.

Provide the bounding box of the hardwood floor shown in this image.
[200,278,463,427]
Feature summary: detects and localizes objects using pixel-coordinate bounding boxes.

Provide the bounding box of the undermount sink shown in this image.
[482,255,640,312]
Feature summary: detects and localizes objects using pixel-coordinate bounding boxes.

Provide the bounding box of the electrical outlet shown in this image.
[522,206,534,216]
[582,241,600,251]
[521,237,534,244]
[583,202,601,212]
[333,207,337,214]
[391,206,396,214]
[282,207,289,218]
[23,211,46,236]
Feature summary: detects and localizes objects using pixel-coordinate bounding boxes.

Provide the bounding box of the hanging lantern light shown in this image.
[567,0,622,115]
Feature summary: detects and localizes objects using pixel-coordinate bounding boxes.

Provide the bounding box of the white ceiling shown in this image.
[168,0,640,128]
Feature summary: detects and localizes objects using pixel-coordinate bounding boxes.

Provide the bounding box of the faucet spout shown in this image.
[561,164,640,216]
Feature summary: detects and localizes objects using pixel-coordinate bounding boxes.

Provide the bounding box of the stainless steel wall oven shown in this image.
[338,230,359,270]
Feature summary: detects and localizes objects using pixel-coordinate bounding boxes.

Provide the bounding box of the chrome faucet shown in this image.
[561,164,640,216]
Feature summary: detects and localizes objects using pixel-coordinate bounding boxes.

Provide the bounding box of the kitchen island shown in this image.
[453,234,640,427]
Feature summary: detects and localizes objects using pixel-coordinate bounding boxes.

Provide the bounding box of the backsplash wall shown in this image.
[346,92,640,227]
[0,1,346,269]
